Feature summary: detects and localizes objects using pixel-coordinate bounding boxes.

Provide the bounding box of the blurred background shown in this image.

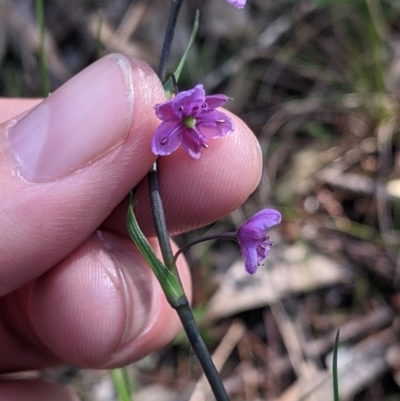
[2,0,400,399]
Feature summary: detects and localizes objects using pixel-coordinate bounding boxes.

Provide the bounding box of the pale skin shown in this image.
[0,55,262,400]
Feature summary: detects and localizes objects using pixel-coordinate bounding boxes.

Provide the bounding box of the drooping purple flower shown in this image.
[226,0,246,8]
[152,84,234,159]
[237,209,282,274]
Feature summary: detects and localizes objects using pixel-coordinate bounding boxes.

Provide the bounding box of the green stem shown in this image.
[111,367,132,401]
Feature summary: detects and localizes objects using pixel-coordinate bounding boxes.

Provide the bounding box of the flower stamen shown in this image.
[160,125,182,145]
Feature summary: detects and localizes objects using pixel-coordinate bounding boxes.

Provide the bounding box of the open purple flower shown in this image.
[226,0,246,8]
[152,84,234,159]
[237,209,282,274]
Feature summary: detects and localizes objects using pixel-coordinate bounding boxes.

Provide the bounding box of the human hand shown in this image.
[0,54,262,400]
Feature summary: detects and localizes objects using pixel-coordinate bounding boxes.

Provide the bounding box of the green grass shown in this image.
[35,0,50,96]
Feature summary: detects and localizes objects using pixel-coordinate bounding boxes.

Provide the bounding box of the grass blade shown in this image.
[35,0,50,95]
[333,330,340,401]
[111,367,132,401]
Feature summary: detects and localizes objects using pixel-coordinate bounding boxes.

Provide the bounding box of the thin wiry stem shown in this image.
[171,232,237,267]
[176,303,230,401]
[145,1,231,400]
[158,0,185,82]
[148,163,174,267]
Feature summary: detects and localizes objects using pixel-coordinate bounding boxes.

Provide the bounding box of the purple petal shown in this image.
[237,228,265,248]
[238,209,281,247]
[151,120,183,156]
[240,245,258,274]
[155,101,175,121]
[196,110,235,139]
[181,128,203,159]
[204,94,229,109]
[226,0,246,8]
[244,209,282,231]
[173,84,206,117]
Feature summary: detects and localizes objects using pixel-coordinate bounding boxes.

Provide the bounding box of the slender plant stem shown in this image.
[148,164,231,400]
[158,0,185,81]
[176,302,230,401]
[148,0,185,269]
[148,163,174,267]
[172,232,237,267]
[146,2,231,401]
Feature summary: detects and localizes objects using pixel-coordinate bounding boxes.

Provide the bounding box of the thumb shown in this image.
[0,54,164,295]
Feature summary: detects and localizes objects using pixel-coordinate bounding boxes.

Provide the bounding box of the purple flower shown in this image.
[237,209,282,274]
[152,84,234,159]
[226,0,246,8]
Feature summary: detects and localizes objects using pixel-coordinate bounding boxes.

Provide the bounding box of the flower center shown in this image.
[183,116,196,129]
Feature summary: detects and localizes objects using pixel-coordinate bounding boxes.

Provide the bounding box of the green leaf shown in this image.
[126,192,185,307]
